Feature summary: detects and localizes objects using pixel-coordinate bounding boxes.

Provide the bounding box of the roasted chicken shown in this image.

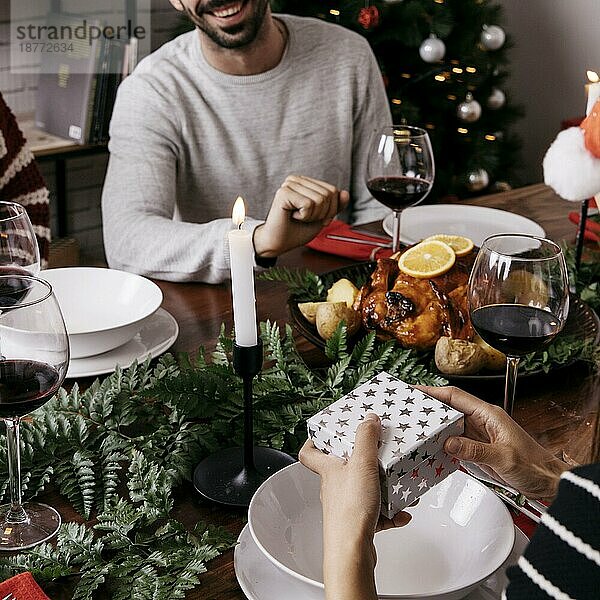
[353,251,476,350]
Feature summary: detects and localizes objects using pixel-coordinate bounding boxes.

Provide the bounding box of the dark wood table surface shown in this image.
[54,184,600,599]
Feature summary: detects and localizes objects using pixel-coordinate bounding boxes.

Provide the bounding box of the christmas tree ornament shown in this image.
[481,25,506,51]
[358,5,380,30]
[457,93,482,123]
[466,168,489,192]
[419,34,446,63]
[491,181,512,193]
[487,87,506,109]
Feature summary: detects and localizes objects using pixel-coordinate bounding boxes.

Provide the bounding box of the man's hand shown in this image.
[253,175,350,258]
[418,386,569,501]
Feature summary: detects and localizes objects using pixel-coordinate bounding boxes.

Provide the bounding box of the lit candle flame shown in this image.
[232,196,246,229]
[587,70,599,83]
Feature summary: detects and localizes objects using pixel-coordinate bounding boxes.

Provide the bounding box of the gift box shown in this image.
[307,372,464,518]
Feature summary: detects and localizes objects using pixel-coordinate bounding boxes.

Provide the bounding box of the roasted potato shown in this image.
[326,278,360,308]
[316,302,361,340]
[298,301,330,325]
[434,336,487,375]
[474,334,506,371]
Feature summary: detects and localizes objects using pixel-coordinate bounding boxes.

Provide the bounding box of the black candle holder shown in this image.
[193,338,296,507]
[574,198,590,271]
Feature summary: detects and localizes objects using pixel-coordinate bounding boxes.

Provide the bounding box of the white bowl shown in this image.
[249,463,515,600]
[40,267,163,359]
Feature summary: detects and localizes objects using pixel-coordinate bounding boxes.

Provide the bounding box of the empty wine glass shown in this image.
[366,125,435,252]
[0,201,40,276]
[468,235,569,417]
[0,276,69,550]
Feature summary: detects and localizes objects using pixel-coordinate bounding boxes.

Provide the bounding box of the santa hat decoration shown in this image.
[543,98,600,201]
[581,99,600,158]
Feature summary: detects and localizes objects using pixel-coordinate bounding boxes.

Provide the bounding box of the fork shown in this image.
[462,461,547,522]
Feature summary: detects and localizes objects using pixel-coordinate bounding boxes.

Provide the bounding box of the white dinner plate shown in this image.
[234,524,528,600]
[66,308,178,379]
[382,205,545,246]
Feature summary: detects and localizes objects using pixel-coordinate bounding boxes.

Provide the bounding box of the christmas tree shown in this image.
[271,0,523,198]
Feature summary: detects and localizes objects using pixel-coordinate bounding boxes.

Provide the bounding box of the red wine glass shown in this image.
[0,201,40,276]
[0,276,69,550]
[366,125,435,253]
[468,234,569,417]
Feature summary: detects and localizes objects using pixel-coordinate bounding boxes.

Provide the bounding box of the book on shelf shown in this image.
[35,13,138,145]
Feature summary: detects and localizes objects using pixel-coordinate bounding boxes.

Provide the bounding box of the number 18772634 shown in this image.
[18,42,74,53]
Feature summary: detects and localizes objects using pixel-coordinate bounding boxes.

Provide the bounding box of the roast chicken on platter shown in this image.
[353,251,476,351]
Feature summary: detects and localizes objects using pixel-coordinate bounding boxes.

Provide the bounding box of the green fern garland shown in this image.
[0,320,444,597]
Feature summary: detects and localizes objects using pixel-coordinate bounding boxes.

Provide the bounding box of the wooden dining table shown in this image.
[47,183,600,599]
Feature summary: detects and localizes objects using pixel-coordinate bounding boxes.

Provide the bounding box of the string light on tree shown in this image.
[419,34,446,63]
[466,168,490,192]
[481,25,506,50]
[487,87,506,109]
[457,92,482,123]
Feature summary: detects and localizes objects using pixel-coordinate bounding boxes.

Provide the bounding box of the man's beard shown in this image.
[184,0,269,49]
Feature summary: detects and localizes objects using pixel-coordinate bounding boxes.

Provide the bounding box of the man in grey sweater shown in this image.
[101,0,392,283]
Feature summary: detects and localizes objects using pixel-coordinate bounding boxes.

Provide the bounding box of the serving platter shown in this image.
[288,262,600,381]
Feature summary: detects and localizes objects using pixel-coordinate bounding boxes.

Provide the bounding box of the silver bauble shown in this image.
[457,93,482,123]
[481,25,506,51]
[490,181,512,193]
[419,35,446,63]
[487,88,506,110]
[466,168,490,192]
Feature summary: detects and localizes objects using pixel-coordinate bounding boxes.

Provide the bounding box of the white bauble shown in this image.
[487,87,506,110]
[457,94,482,122]
[481,25,506,51]
[466,168,490,192]
[419,35,446,63]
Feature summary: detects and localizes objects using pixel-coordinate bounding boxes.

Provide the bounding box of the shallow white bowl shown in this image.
[249,463,515,600]
[41,267,163,359]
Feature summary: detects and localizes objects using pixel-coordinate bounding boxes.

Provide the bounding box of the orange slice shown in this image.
[424,234,474,256]
[398,240,456,278]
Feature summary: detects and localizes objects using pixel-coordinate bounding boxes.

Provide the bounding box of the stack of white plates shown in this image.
[41,267,178,378]
[236,463,527,600]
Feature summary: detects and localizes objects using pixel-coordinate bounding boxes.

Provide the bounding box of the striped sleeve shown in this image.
[0,94,51,266]
[505,463,600,599]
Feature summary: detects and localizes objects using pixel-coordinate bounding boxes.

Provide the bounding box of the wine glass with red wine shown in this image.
[0,276,69,550]
[0,201,40,277]
[366,125,434,253]
[468,234,569,417]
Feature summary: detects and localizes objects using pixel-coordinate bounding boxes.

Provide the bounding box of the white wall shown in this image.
[501,0,600,184]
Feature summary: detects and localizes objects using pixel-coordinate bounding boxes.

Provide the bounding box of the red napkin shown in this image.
[0,572,50,599]
[511,511,537,540]
[307,220,394,261]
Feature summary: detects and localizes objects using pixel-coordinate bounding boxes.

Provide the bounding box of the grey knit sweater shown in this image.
[102,15,391,283]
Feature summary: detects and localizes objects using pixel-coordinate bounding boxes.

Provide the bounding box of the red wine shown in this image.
[471,304,561,357]
[0,266,32,307]
[0,360,61,418]
[367,176,432,210]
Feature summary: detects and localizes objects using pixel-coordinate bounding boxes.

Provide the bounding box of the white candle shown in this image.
[228,197,258,347]
[585,70,600,115]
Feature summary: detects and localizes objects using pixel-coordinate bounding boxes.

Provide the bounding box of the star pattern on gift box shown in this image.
[392,481,403,495]
[307,371,464,519]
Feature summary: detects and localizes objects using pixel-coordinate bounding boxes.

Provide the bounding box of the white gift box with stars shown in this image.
[307,372,465,518]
